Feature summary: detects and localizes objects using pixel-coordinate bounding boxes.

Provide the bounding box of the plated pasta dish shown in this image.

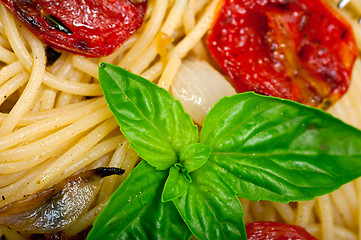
[0,0,361,239]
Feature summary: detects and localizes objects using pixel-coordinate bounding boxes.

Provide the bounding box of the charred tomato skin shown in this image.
[246,221,317,240]
[207,0,358,108]
[1,0,147,57]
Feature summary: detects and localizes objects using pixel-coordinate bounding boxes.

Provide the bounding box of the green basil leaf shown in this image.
[99,63,198,170]
[162,166,190,202]
[87,161,191,240]
[173,163,246,240]
[201,92,361,202]
[179,143,212,173]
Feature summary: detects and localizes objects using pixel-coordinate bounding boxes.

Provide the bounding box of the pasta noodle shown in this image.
[0,0,360,239]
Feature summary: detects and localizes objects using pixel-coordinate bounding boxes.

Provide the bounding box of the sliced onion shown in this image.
[171,58,236,125]
[0,167,124,234]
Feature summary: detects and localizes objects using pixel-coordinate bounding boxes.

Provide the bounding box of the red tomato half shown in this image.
[207,0,358,108]
[246,221,317,240]
[1,0,147,57]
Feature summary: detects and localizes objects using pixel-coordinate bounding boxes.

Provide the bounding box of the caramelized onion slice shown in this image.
[171,58,236,125]
[0,167,124,233]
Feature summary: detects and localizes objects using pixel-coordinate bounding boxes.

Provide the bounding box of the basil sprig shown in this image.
[87,63,361,240]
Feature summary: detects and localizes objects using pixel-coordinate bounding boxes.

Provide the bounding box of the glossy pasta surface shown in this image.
[0,0,360,239]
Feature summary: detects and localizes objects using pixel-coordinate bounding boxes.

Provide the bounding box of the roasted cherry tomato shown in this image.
[246,221,317,240]
[1,0,147,57]
[207,0,358,108]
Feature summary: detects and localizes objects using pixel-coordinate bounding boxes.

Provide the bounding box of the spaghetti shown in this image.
[0,0,360,239]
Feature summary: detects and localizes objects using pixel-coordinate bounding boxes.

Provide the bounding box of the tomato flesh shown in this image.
[246,221,317,240]
[207,0,358,108]
[1,0,147,57]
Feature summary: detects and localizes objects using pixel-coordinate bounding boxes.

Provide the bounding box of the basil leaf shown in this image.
[87,161,191,240]
[173,163,246,240]
[201,92,361,202]
[162,166,190,202]
[179,143,211,173]
[99,63,198,170]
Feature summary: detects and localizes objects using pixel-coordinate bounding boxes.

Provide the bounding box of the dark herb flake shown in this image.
[87,63,361,240]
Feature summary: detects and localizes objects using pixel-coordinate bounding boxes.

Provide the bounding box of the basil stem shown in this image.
[99,63,198,170]
[87,161,192,240]
[91,63,361,240]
